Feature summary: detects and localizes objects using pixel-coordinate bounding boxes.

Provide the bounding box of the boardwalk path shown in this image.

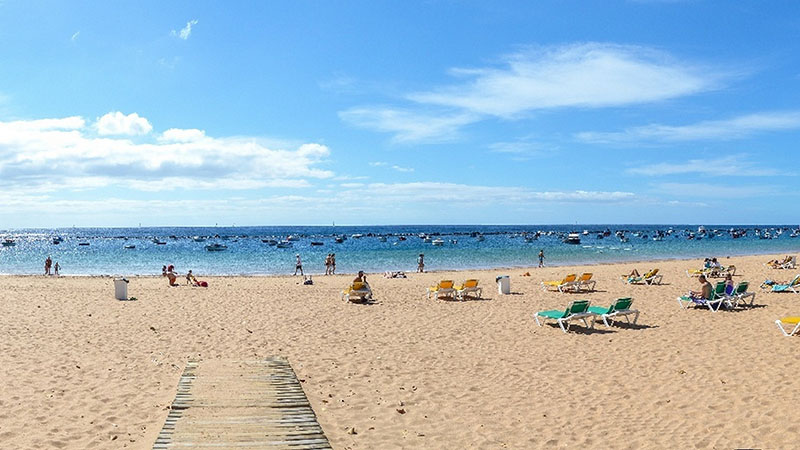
[154,357,331,449]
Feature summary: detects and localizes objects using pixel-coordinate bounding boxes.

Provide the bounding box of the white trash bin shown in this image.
[496,275,510,295]
[114,278,129,300]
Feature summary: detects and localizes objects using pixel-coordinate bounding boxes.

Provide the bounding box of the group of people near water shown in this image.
[162,264,207,287]
[44,256,60,276]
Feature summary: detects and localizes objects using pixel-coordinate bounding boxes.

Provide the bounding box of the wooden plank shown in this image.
[153,358,331,449]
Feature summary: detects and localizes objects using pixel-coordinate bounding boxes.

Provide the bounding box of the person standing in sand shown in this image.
[294,254,304,276]
[538,250,545,268]
[324,254,332,275]
[417,253,425,273]
[54,262,60,276]
[44,256,52,275]
[330,253,336,274]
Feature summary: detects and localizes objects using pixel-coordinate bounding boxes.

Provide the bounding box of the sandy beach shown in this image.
[2,253,800,449]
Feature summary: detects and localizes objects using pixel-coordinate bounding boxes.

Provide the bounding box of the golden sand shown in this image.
[1,253,799,449]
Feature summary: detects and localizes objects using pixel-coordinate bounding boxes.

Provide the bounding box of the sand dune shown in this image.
[1,253,800,449]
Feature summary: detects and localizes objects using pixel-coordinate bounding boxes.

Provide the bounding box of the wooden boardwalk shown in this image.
[154,357,331,449]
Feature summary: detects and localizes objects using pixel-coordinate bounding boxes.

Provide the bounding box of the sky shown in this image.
[1,0,799,227]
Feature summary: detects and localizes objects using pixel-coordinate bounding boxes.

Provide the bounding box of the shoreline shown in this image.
[1,248,796,278]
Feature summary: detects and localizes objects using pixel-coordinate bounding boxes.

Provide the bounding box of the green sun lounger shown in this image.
[587,297,639,327]
[677,282,727,312]
[534,299,595,333]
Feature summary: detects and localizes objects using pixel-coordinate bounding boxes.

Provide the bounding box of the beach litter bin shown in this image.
[114,278,129,300]
[496,275,510,295]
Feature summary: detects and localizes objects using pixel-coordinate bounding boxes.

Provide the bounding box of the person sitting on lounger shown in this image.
[354,271,367,283]
[186,270,198,285]
[627,269,641,278]
[689,275,712,300]
[167,269,179,286]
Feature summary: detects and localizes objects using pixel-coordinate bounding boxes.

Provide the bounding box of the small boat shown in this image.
[78,242,90,246]
[193,236,207,242]
[398,236,407,241]
[476,235,485,242]
[276,241,293,248]
[52,237,64,244]
[205,243,228,251]
[423,237,432,243]
[124,245,136,249]
[334,237,344,243]
[287,235,300,241]
[152,238,166,245]
[563,233,581,244]
[378,236,387,242]
[351,234,363,239]
[310,241,324,246]
[432,239,444,246]
[1,239,16,247]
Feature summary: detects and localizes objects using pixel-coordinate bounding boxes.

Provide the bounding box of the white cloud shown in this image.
[391,165,414,173]
[626,154,782,177]
[159,128,206,142]
[71,31,80,42]
[409,43,715,118]
[577,111,800,144]
[0,114,333,194]
[653,182,775,198]
[368,161,387,167]
[342,43,719,142]
[173,19,198,40]
[96,111,153,136]
[340,107,476,142]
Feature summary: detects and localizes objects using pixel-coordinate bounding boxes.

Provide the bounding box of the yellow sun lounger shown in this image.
[341,281,372,302]
[776,316,800,336]
[427,280,456,300]
[541,274,577,292]
[455,279,481,300]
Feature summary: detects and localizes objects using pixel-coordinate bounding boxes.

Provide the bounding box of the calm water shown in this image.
[0,225,798,276]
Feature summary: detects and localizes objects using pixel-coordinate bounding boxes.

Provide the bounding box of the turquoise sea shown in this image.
[0,225,798,276]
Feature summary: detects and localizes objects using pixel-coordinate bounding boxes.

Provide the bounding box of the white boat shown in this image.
[205,243,228,251]
[152,238,166,245]
[276,241,293,248]
[287,235,300,241]
[563,233,581,244]
[351,234,363,239]
[431,239,444,246]
[192,236,206,242]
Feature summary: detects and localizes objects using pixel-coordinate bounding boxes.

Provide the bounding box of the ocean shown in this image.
[0,225,798,276]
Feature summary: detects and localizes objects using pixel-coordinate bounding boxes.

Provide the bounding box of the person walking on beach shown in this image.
[538,250,545,268]
[54,262,60,276]
[294,254,304,276]
[417,253,425,273]
[44,256,52,275]
[331,254,336,274]
[324,254,332,275]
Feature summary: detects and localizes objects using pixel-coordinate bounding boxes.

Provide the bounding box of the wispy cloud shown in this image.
[409,43,716,117]
[70,31,80,42]
[342,42,721,142]
[0,114,332,194]
[391,165,414,173]
[339,107,477,142]
[172,19,198,40]
[652,182,775,198]
[577,111,800,144]
[627,154,783,177]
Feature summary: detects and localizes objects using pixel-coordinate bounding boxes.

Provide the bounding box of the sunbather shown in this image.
[689,275,712,300]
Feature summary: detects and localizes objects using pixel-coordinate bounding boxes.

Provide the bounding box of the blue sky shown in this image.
[1,1,799,227]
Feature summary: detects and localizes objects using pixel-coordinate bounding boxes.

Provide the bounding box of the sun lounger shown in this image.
[534,299,595,333]
[541,273,577,292]
[686,268,712,278]
[588,297,639,327]
[764,275,800,294]
[782,256,797,269]
[677,282,728,312]
[574,273,596,292]
[622,268,662,285]
[776,317,800,336]
[455,279,481,300]
[427,280,456,300]
[730,281,756,307]
[341,281,373,302]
